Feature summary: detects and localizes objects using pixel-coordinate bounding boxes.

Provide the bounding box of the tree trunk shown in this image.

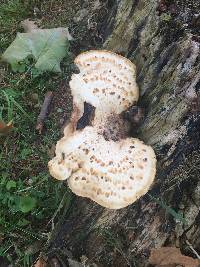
[49,1,200,266]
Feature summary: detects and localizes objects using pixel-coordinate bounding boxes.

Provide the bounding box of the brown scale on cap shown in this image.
[69,50,139,125]
[100,113,131,141]
[48,50,157,209]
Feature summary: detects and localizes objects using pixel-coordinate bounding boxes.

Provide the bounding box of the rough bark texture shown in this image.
[49,1,200,266]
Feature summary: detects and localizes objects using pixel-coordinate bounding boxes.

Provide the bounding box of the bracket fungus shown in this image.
[48,50,156,209]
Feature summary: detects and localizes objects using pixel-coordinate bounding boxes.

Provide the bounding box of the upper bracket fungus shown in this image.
[69,50,139,127]
[48,50,156,209]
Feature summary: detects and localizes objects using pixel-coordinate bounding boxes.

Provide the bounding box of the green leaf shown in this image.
[19,196,36,213]
[17,218,30,226]
[6,180,17,190]
[31,67,40,77]
[1,173,8,185]
[2,28,70,74]
[57,108,63,113]
[17,63,26,73]
[160,13,172,22]
[20,148,32,159]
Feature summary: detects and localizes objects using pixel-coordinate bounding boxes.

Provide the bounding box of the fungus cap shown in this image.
[48,127,156,209]
[48,50,156,209]
[69,50,139,118]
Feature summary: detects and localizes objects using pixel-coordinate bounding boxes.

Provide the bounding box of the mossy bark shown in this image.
[49,1,200,266]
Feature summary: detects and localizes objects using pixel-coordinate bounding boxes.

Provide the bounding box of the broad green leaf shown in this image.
[1,28,70,73]
[19,196,36,213]
[6,180,16,190]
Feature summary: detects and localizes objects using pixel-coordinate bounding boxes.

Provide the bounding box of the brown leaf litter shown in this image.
[148,247,200,267]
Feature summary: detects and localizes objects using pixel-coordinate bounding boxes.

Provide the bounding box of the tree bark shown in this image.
[49,1,200,266]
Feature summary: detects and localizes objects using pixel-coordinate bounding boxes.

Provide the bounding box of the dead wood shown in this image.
[36,91,53,134]
[47,0,200,266]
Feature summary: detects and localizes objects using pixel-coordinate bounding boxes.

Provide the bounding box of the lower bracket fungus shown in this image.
[48,50,156,209]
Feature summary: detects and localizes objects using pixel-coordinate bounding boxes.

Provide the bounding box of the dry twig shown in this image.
[36,91,53,134]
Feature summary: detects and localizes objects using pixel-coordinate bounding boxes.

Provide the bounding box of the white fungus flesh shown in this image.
[48,50,157,209]
[69,50,139,121]
[48,127,156,209]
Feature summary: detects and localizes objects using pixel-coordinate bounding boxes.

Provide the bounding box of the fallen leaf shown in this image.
[1,20,72,74]
[34,258,46,267]
[149,247,200,267]
[0,120,13,135]
[20,19,39,32]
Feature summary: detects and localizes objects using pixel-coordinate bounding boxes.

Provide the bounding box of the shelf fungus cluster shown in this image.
[48,50,156,209]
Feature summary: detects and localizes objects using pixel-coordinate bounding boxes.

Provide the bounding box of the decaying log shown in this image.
[48,1,200,266]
